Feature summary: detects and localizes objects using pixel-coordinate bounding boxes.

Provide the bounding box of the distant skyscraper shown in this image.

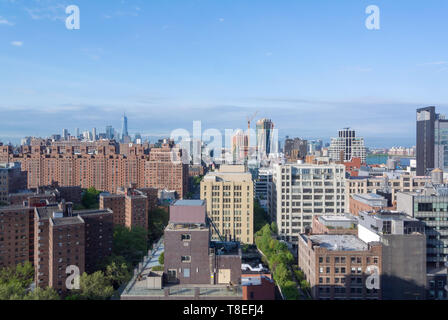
[417,106,448,176]
[92,128,97,141]
[62,129,69,141]
[121,113,128,142]
[231,130,247,164]
[256,118,274,159]
[328,128,366,163]
[75,128,80,139]
[417,107,436,176]
[105,125,114,140]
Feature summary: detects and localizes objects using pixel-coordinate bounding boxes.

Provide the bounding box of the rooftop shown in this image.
[305,234,369,251]
[354,193,385,200]
[121,239,242,300]
[166,222,208,231]
[241,275,273,286]
[173,199,205,206]
[51,216,84,226]
[319,215,357,222]
[359,210,416,222]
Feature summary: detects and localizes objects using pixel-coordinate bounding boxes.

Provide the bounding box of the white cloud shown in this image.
[24,2,67,21]
[0,16,14,26]
[219,18,225,23]
[11,41,23,47]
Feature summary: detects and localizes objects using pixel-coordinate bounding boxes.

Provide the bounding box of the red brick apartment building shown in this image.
[0,205,34,268]
[0,142,188,198]
[34,202,113,294]
[100,185,158,230]
[298,234,382,300]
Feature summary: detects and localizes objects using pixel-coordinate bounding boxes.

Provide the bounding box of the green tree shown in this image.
[254,200,270,233]
[273,263,291,287]
[192,175,203,187]
[24,287,60,300]
[148,207,169,244]
[0,280,26,300]
[79,271,114,300]
[0,261,34,288]
[282,281,300,300]
[158,252,164,266]
[300,280,310,291]
[82,187,101,209]
[104,256,131,290]
[113,225,148,266]
[270,222,278,234]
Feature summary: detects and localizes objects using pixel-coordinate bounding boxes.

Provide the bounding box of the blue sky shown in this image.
[0,0,447,147]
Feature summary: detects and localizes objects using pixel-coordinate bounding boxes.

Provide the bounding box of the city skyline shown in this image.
[1,0,448,147]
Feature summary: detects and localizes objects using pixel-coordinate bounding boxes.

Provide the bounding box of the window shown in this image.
[183,268,190,278]
[181,234,191,241]
[181,256,191,263]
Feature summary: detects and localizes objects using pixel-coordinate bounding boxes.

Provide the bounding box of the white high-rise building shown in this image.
[328,128,366,163]
[270,163,346,244]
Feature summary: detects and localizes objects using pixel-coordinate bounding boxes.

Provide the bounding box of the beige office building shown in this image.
[345,173,430,211]
[200,165,254,244]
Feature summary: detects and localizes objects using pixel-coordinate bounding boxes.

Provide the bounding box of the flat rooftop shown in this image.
[166,222,208,231]
[359,210,417,222]
[173,199,205,206]
[121,239,242,300]
[355,193,385,200]
[121,283,243,299]
[52,216,83,226]
[306,234,368,251]
[241,275,273,287]
[319,215,357,222]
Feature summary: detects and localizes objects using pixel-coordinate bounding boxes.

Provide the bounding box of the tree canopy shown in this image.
[0,262,59,300]
[113,225,148,266]
[255,223,300,300]
[81,187,101,209]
